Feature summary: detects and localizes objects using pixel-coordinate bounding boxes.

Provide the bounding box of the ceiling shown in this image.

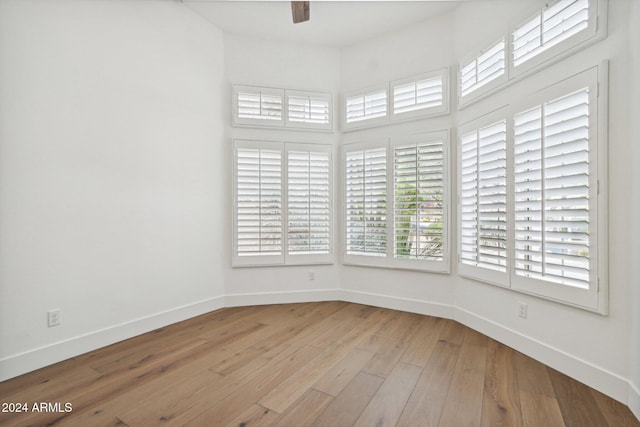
[183,1,461,48]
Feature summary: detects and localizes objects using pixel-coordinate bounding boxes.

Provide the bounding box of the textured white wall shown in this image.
[0,0,226,380]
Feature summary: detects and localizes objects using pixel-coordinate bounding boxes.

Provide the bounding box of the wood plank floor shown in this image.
[1,302,638,427]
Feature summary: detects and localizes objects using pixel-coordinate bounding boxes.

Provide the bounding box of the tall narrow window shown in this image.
[287,147,331,260]
[345,146,387,256]
[235,144,283,262]
[459,118,508,284]
[513,88,590,288]
[393,140,445,261]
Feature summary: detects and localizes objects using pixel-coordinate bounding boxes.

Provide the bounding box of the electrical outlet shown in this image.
[308,271,315,281]
[48,309,61,327]
[518,302,528,319]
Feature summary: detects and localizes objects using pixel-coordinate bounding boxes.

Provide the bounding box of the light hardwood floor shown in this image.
[1,301,638,427]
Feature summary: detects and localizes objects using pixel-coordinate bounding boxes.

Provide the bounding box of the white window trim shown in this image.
[509,0,607,79]
[342,86,389,132]
[457,63,608,314]
[458,37,509,108]
[390,68,450,122]
[232,84,333,132]
[342,131,451,273]
[285,89,333,132]
[232,139,334,267]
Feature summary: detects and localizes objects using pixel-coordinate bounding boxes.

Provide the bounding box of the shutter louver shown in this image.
[514,88,590,288]
[513,0,589,67]
[393,76,443,115]
[346,148,387,256]
[288,95,330,125]
[237,90,283,121]
[460,121,508,271]
[287,150,331,255]
[236,147,282,256]
[345,90,387,123]
[461,40,505,98]
[394,140,444,260]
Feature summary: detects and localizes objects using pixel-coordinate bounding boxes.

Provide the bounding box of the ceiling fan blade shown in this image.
[291,1,310,24]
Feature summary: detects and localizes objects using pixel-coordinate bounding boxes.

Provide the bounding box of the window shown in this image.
[345,144,388,257]
[457,65,607,313]
[391,69,449,120]
[459,39,506,103]
[287,146,332,262]
[233,85,333,131]
[511,0,604,76]
[286,90,332,130]
[233,85,284,127]
[344,88,388,129]
[343,131,450,272]
[233,140,332,266]
[459,116,508,286]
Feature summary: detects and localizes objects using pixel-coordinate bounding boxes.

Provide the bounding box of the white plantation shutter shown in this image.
[345,146,387,256]
[460,40,506,99]
[459,120,508,278]
[345,89,388,124]
[393,76,443,115]
[285,90,332,130]
[234,143,283,263]
[393,140,445,261]
[234,86,284,125]
[287,147,331,259]
[514,88,590,288]
[513,0,590,67]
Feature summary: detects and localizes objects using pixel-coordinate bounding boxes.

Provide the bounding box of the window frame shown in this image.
[390,68,449,122]
[342,86,389,132]
[456,63,608,314]
[509,0,606,79]
[458,38,508,108]
[232,85,285,128]
[232,139,334,267]
[342,130,451,273]
[508,64,607,313]
[232,85,333,132]
[285,89,333,131]
[456,0,607,109]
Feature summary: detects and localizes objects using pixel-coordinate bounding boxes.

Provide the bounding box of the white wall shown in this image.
[222,34,343,305]
[628,0,640,418]
[0,0,226,380]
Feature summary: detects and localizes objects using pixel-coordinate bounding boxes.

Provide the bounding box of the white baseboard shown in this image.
[630,381,640,421]
[0,296,225,382]
[340,289,455,319]
[224,289,342,307]
[455,307,630,404]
